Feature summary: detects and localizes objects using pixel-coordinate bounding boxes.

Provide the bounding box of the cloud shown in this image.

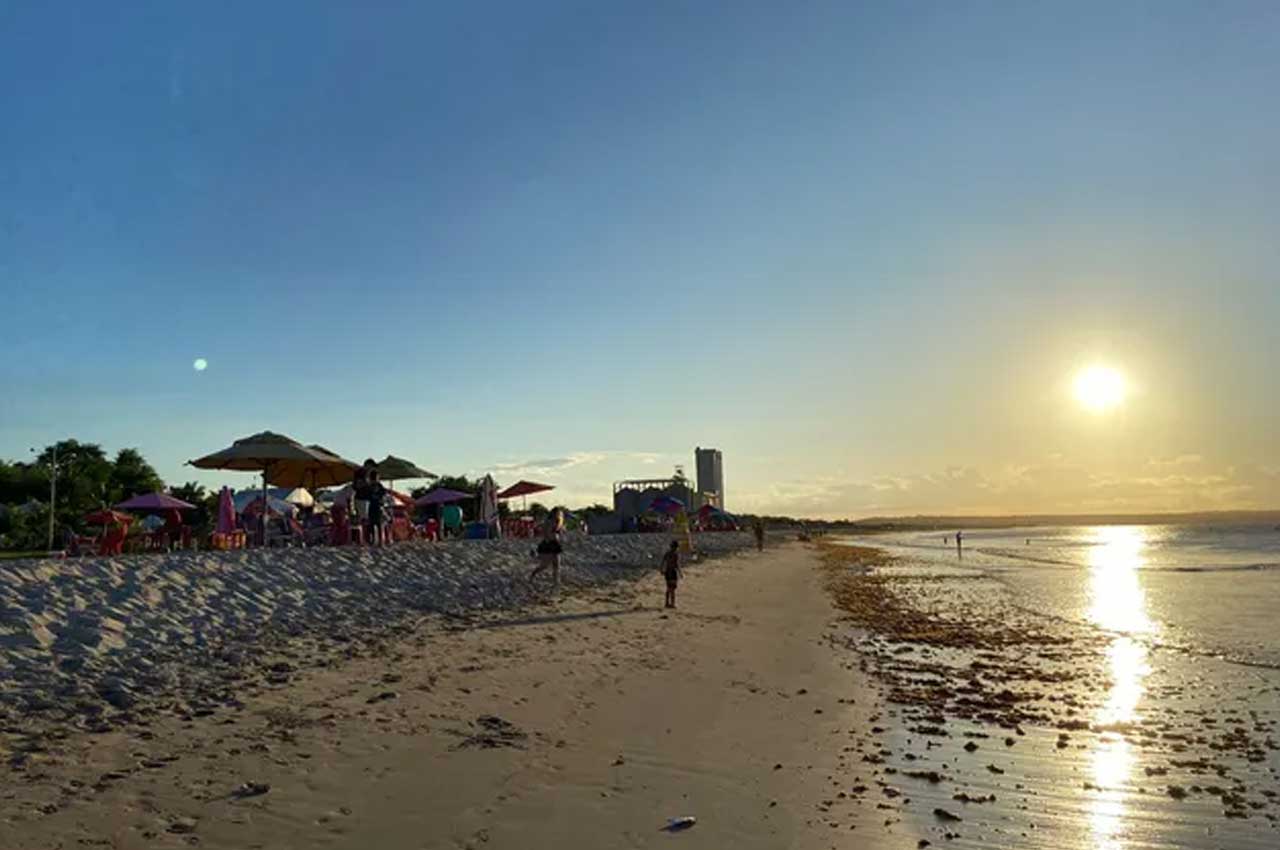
[734,455,1280,519]
[1147,454,1204,468]
[487,451,666,479]
[490,453,608,476]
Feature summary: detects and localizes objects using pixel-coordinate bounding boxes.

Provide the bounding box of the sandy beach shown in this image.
[7,532,1277,849]
[1,539,905,849]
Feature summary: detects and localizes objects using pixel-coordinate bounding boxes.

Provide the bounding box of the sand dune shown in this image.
[1,540,890,850]
[0,534,754,727]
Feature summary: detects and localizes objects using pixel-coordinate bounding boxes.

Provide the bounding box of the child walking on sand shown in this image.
[661,540,682,609]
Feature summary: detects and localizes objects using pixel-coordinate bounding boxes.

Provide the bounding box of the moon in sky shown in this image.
[193,358,208,372]
[1073,365,1126,413]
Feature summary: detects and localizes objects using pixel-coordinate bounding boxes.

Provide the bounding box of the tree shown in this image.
[109,448,164,503]
[433,475,477,494]
[170,482,214,538]
[32,440,113,536]
[0,441,169,549]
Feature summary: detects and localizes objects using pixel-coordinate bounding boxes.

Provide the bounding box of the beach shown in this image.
[2,536,903,849]
[5,530,1279,849]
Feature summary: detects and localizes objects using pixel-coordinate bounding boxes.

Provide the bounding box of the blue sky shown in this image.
[3,2,1278,516]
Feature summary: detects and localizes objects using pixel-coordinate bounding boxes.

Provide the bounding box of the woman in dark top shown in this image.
[366,468,387,547]
[529,508,564,588]
[353,459,375,540]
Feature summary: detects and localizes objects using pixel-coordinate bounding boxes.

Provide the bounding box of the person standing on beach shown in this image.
[367,468,388,547]
[753,518,765,552]
[353,459,375,542]
[661,540,682,609]
[955,530,963,556]
[529,508,564,588]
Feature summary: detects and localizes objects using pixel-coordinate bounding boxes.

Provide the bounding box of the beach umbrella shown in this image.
[327,485,413,508]
[235,493,296,517]
[478,475,501,538]
[259,445,359,490]
[497,479,555,511]
[375,455,437,488]
[216,487,236,535]
[190,432,333,540]
[115,492,196,512]
[280,487,315,508]
[84,508,134,526]
[647,496,686,516]
[414,487,473,507]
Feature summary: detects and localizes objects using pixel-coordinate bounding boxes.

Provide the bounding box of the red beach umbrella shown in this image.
[496,480,555,511]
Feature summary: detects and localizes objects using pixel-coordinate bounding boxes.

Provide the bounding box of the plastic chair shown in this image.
[98,525,127,556]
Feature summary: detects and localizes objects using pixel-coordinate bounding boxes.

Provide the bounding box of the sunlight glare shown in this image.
[1074,366,1127,413]
[1086,526,1155,850]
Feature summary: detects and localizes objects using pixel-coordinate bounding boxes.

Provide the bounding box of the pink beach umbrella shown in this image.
[115,492,196,512]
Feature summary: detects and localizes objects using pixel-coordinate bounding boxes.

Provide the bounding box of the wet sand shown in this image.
[820,540,1280,849]
[0,542,902,849]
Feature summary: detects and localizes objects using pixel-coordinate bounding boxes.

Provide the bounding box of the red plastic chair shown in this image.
[98,525,127,556]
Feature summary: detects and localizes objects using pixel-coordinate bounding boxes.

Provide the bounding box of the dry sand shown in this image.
[1,542,902,849]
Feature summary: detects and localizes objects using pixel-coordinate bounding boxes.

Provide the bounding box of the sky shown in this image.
[2,1,1278,519]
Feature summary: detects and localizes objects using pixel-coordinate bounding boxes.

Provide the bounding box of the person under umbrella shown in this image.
[366,466,388,547]
[190,432,339,546]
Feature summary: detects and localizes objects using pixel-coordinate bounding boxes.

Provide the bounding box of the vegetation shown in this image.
[0,440,164,551]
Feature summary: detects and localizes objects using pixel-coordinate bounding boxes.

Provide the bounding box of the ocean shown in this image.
[832,523,1280,849]
[875,524,1280,668]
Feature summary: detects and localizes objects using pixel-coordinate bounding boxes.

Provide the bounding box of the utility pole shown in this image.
[31,445,58,552]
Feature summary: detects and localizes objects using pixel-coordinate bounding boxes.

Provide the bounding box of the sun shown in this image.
[1074,365,1126,413]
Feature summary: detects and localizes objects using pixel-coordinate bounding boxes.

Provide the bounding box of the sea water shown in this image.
[875,524,1280,668]
[840,524,1280,849]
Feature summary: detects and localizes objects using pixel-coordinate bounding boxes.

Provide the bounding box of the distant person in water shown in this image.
[955,530,963,556]
[753,519,765,551]
[661,540,682,608]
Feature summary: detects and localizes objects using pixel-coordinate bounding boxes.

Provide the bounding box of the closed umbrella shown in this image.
[216,487,236,535]
[478,475,501,538]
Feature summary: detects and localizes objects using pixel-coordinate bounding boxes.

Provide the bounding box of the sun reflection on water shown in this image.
[1086,526,1154,850]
